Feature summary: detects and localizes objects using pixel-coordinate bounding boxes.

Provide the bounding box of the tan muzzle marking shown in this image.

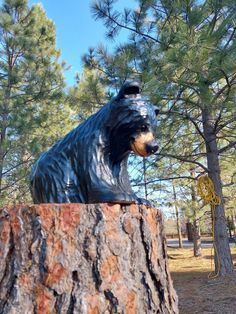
[131,132,154,157]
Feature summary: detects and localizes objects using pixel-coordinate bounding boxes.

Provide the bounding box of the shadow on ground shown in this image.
[168,248,236,314]
[172,271,236,314]
[203,252,236,260]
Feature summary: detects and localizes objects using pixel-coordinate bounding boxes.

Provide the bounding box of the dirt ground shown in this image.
[168,247,236,314]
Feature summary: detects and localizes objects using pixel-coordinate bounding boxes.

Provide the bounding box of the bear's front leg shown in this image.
[88,187,138,204]
[135,197,152,207]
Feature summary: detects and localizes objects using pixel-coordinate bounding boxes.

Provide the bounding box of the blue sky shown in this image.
[28,0,135,86]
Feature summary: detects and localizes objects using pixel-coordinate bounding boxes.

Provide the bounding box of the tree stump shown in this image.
[0,203,178,313]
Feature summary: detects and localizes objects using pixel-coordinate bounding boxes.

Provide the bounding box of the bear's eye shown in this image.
[140,125,148,132]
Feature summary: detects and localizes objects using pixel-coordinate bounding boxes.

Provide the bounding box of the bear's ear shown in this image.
[153,106,160,116]
[117,81,140,99]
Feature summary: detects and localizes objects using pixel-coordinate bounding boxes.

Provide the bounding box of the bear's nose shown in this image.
[146,141,159,154]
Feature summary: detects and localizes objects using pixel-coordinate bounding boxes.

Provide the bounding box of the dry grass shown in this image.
[168,246,236,314]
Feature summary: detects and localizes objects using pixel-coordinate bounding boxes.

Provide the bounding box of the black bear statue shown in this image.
[30,81,159,205]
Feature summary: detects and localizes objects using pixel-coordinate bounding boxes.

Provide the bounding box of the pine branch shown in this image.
[161,110,206,142]
[2,157,33,176]
[218,141,236,154]
[216,113,236,133]
[223,26,236,49]
[158,152,208,172]
[211,72,236,104]
[0,173,28,192]
[91,1,162,43]
[132,175,197,187]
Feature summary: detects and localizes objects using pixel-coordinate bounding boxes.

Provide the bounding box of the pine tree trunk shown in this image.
[0,203,178,314]
[0,151,4,197]
[172,185,183,248]
[186,221,194,241]
[193,219,201,257]
[232,210,236,246]
[176,212,183,249]
[190,173,202,257]
[202,108,234,275]
[143,157,148,200]
[0,51,12,199]
[0,110,8,198]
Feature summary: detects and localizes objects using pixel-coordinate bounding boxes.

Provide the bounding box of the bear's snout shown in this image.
[145,140,159,154]
[131,132,158,157]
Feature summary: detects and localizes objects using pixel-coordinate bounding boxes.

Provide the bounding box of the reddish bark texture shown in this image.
[0,203,178,313]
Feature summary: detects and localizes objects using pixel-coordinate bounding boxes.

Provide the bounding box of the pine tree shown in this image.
[0,0,75,205]
[68,66,109,120]
[90,0,236,275]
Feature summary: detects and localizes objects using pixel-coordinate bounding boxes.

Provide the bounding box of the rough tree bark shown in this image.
[0,203,178,314]
[202,108,234,275]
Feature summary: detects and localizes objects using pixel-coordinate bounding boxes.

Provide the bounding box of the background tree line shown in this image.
[0,0,235,276]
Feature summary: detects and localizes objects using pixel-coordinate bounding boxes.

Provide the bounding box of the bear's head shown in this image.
[108,81,159,161]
